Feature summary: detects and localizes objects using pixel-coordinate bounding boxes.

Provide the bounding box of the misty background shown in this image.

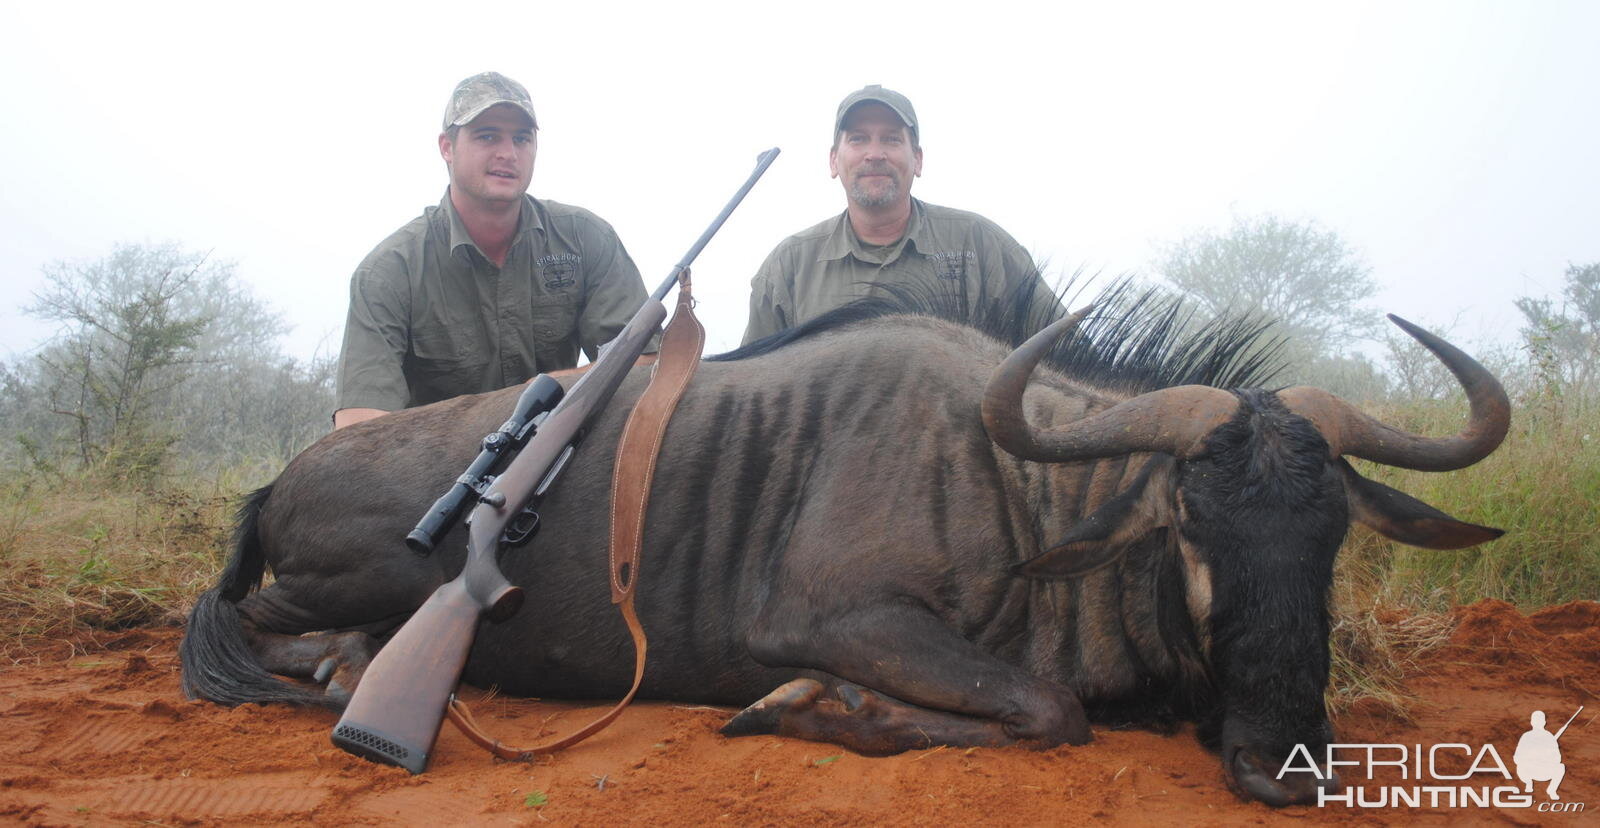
[3,1,1597,477]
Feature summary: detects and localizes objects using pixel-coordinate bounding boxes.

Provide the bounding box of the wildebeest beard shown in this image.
[1179,390,1345,799]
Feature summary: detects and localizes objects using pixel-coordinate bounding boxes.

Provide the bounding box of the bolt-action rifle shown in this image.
[331,148,780,773]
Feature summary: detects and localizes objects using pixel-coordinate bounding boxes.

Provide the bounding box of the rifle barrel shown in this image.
[650,147,781,301]
[1555,705,1584,740]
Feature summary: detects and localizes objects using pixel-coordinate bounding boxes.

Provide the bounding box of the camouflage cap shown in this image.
[834,84,918,144]
[442,71,537,131]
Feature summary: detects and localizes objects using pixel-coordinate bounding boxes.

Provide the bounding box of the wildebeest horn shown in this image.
[1275,315,1510,471]
[983,307,1240,462]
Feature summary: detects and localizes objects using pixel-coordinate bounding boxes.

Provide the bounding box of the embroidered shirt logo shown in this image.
[537,254,581,289]
[930,250,976,280]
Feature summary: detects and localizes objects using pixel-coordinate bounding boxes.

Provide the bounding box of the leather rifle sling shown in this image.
[446,270,705,760]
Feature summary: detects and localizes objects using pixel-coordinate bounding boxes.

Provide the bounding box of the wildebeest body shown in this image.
[183,299,1508,806]
[256,317,1186,708]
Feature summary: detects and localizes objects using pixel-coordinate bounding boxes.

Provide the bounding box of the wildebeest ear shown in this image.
[1018,460,1164,579]
[1338,459,1504,549]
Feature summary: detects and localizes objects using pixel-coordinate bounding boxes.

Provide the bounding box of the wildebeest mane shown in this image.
[713,275,1286,394]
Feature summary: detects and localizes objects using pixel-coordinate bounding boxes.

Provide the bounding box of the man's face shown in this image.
[439,103,537,207]
[829,102,922,210]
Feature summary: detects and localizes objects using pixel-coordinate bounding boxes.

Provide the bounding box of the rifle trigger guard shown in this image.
[502,507,541,546]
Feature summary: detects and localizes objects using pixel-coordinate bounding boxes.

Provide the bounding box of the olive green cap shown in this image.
[834,84,918,144]
[442,71,538,131]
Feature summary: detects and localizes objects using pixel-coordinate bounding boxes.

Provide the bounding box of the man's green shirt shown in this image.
[742,199,1054,344]
[338,192,653,411]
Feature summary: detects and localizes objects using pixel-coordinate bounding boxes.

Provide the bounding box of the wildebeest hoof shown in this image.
[324,678,353,706]
[1064,710,1092,746]
[1229,747,1337,807]
[722,678,823,737]
[1008,687,1091,748]
[313,656,357,706]
[836,684,866,713]
[834,684,895,721]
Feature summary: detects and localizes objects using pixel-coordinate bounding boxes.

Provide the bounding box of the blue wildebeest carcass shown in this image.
[180,295,1509,806]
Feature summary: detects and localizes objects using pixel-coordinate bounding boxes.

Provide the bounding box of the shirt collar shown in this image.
[440,190,544,261]
[817,198,927,264]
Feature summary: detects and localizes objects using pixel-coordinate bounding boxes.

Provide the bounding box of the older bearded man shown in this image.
[742,85,1056,343]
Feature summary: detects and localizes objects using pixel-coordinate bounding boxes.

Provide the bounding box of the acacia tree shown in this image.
[1156,214,1381,366]
[166,350,336,471]
[1383,316,1464,400]
[1515,261,1600,410]
[1153,214,1385,397]
[23,243,285,478]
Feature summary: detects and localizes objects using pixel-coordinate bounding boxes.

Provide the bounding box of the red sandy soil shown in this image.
[3,600,1597,826]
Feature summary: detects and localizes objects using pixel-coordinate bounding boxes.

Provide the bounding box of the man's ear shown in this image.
[439,132,455,164]
[913,145,923,177]
[829,145,840,179]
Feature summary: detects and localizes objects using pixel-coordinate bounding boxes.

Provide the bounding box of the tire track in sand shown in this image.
[95,777,325,819]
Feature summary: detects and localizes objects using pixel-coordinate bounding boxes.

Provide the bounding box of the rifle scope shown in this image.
[405,374,565,554]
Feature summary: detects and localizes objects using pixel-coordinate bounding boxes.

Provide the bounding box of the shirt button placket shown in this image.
[498,255,523,383]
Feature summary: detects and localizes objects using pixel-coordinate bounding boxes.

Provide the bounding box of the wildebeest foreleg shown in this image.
[724,676,1029,754]
[733,603,1090,752]
[241,626,376,702]
[235,585,406,702]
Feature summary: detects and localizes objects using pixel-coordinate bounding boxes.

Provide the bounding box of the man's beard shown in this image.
[848,169,902,208]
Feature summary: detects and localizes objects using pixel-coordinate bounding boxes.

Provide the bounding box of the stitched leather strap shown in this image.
[445,270,704,760]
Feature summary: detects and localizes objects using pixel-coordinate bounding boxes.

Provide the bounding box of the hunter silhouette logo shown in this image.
[1515,706,1582,801]
[1276,704,1586,811]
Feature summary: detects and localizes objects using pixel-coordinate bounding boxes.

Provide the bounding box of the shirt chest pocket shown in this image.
[530,295,578,344]
[411,323,481,368]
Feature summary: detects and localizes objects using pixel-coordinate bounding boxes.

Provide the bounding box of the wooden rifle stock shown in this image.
[329,578,481,773]
[332,148,780,773]
[331,308,663,773]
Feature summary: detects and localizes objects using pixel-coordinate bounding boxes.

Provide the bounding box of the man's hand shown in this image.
[334,407,388,430]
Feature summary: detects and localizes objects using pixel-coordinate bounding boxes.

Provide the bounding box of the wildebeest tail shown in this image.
[179,484,342,710]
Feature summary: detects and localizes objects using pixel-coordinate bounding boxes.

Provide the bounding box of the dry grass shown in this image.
[1326,537,1456,720]
[0,476,234,663]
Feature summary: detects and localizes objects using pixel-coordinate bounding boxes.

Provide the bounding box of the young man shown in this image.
[742,85,1055,344]
[335,71,653,429]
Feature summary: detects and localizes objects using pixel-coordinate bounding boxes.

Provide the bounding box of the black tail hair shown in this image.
[179,484,343,709]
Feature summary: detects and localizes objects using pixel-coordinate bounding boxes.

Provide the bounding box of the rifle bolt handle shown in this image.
[481,492,506,508]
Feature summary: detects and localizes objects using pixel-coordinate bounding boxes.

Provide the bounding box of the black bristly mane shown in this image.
[713,276,1286,393]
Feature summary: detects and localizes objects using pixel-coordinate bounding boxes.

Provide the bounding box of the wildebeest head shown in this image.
[982,309,1510,806]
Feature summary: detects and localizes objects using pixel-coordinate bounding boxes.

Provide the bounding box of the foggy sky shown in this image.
[3,1,1596,365]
